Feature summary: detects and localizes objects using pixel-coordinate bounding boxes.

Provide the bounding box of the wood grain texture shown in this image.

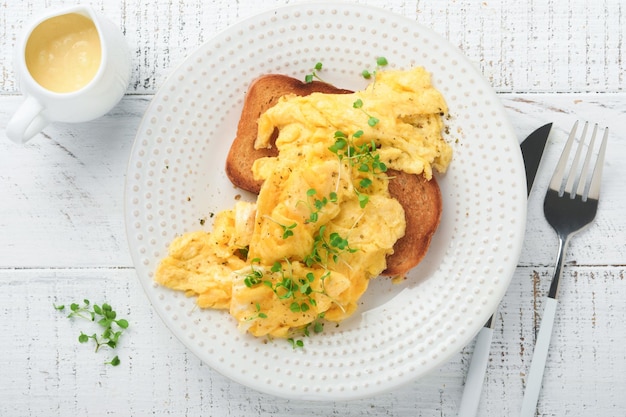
[1,267,623,416]
[1,0,625,415]
[0,0,624,95]
[417,0,625,93]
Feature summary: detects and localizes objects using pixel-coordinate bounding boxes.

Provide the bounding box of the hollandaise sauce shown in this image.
[25,13,101,93]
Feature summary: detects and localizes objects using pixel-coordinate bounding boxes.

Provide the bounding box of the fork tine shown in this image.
[563,121,589,196]
[586,126,609,201]
[549,120,579,193]
[575,123,598,198]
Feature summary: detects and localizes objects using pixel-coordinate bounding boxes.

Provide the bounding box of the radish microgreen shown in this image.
[329,130,388,208]
[352,98,379,127]
[54,299,129,366]
[263,215,297,239]
[305,61,324,83]
[300,188,338,224]
[361,56,389,79]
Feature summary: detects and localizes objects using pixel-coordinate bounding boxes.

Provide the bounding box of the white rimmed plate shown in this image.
[124,2,526,401]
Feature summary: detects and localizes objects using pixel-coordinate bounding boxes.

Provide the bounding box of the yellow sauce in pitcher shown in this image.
[25,13,101,93]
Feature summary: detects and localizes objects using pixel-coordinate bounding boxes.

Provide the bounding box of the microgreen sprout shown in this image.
[288,338,305,349]
[354,189,370,208]
[243,258,264,287]
[303,313,326,337]
[313,319,325,334]
[241,256,342,348]
[304,225,358,267]
[263,215,297,239]
[280,222,297,239]
[361,56,389,79]
[305,61,324,83]
[352,99,379,127]
[300,188,338,224]
[54,299,129,366]
[329,130,388,208]
[246,302,268,321]
[244,259,320,315]
[287,311,327,349]
[329,131,349,155]
[106,356,121,366]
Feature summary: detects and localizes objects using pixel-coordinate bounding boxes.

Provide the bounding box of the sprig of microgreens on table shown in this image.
[53,299,129,366]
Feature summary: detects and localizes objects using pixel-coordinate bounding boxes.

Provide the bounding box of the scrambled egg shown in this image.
[155,66,452,339]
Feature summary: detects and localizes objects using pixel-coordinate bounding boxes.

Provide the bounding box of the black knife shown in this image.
[521,123,553,196]
[457,123,552,417]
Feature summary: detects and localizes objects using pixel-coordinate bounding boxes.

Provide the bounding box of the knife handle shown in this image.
[457,326,494,417]
[520,297,559,417]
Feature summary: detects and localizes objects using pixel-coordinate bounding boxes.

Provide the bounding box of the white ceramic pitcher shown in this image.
[6,5,131,144]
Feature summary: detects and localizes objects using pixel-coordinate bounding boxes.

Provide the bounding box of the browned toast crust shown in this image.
[382,170,442,277]
[226,74,443,277]
[226,74,352,194]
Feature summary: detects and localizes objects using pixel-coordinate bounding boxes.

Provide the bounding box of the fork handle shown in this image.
[521,233,570,415]
[520,297,559,417]
[548,233,570,299]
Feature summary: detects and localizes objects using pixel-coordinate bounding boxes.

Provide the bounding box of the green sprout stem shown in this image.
[54,299,129,366]
[263,215,297,239]
[305,61,324,83]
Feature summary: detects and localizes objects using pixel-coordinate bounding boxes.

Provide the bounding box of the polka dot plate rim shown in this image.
[124,2,526,401]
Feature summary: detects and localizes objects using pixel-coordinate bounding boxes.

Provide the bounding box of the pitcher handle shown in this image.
[6,96,50,144]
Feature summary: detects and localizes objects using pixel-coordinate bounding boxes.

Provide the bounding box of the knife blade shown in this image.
[521,123,553,196]
[457,123,552,417]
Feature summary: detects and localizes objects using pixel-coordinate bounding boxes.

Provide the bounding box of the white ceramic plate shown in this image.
[125,2,526,400]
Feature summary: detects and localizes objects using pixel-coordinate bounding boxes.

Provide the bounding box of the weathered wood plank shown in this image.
[1,266,624,416]
[0,96,149,268]
[1,1,624,95]
[490,266,626,416]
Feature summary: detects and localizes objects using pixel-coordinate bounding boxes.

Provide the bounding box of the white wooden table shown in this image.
[1,1,625,416]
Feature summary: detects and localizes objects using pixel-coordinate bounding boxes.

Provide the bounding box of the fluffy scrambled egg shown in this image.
[155,66,452,339]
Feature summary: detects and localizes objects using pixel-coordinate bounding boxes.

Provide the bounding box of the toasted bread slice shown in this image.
[226,74,442,277]
[226,74,352,194]
[382,169,441,277]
